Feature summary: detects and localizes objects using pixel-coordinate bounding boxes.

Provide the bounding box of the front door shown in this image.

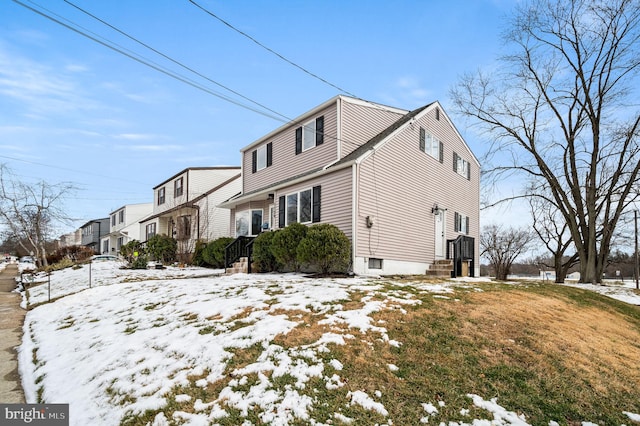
[435,209,445,258]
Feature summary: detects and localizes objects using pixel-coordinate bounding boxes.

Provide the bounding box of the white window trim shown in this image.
[456,213,469,234]
[302,119,317,152]
[422,130,440,160]
[456,156,469,178]
[285,187,314,226]
[256,144,267,171]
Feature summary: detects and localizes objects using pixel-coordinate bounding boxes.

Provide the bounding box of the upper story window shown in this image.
[158,187,166,205]
[295,116,324,154]
[453,152,471,180]
[174,177,183,198]
[118,210,124,223]
[111,215,116,226]
[252,142,272,173]
[419,128,444,163]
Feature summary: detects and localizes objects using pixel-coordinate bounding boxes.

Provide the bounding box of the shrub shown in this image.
[191,240,208,266]
[44,257,75,273]
[297,224,351,275]
[252,231,281,272]
[146,234,177,264]
[271,222,308,272]
[128,253,149,270]
[202,237,234,269]
[120,240,144,263]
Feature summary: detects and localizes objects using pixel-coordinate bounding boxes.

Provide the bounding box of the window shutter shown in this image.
[266,142,273,167]
[453,152,458,172]
[295,127,302,155]
[454,212,460,232]
[316,116,324,146]
[467,162,471,180]
[312,186,321,223]
[252,150,257,173]
[439,141,444,163]
[278,196,285,228]
[419,128,425,152]
[465,216,470,234]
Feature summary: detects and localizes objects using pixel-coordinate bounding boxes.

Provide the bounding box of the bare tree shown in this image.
[527,185,579,282]
[0,164,77,267]
[481,224,534,280]
[451,0,640,283]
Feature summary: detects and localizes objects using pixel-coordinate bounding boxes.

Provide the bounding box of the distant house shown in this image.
[139,167,242,260]
[80,218,110,254]
[100,203,153,255]
[57,229,82,248]
[220,96,480,276]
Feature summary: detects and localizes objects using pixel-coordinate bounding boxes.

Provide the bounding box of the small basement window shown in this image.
[368,258,383,269]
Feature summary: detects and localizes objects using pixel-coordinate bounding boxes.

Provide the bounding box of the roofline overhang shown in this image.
[218,160,356,210]
[241,95,407,153]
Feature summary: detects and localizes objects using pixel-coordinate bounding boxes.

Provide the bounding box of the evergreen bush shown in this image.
[191,239,208,266]
[297,223,351,275]
[271,222,308,271]
[252,231,281,272]
[146,234,177,264]
[202,237,234,269]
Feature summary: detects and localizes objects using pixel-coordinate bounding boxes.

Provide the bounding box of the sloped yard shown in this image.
[18,264,640,425]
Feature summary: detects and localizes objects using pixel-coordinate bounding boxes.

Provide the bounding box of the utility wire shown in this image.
[13,0,289,124]
[188,0,362,100]
[63,0,292,124]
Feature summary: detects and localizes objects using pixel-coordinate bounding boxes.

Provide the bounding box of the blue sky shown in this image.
[0,0,521,235]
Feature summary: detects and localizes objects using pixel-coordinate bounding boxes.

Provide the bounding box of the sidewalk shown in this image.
[0,263,26,403]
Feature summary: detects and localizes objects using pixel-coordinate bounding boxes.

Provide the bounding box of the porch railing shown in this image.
[225,236,255,272]
[446,235,475,278]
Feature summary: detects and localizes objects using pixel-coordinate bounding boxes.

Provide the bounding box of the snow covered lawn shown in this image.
[17,264,640,425]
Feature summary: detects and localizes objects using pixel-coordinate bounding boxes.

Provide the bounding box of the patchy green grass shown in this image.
[118,279,640,425]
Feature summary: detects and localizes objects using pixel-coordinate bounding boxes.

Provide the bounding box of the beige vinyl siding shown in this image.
[274,167,353,239]
[230,200,271,237]
[339,99,406,158]
[243,104,338,194]
[356,106,479,267]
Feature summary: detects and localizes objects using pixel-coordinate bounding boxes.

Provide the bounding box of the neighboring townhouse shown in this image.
[57,229,82,248]
[139,167,241,260]
[80,218,110,254]
[219,95,480,276]
[100,203,153,255]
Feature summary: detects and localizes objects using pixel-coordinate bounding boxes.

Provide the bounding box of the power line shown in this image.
[13,0,290,124]
[188,0,362,100]
[63,0,292,124]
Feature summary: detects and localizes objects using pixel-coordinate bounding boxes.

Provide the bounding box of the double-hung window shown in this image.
[454,212,470,234]
[419,127,444,162]
[252,142,272,173]
[453,152,471,180]
[174,177,184,197]
[118,210,124,224]
[279,186,321,227]
[146,223,156,240]
[158,187,166,205]
[295,116,324,154]
[111,215,116,226]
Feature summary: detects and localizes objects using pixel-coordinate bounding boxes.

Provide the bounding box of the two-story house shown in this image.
[219,96,480,276]
[80,218,110,254]
[100,203,153,255]
[139,167,241,261]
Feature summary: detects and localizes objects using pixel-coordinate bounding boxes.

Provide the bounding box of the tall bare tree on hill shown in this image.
[451,0,640,283]
[0,164,77,267]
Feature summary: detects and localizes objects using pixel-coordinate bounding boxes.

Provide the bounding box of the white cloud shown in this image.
[0,45,98,117]
[123,144,183,152]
